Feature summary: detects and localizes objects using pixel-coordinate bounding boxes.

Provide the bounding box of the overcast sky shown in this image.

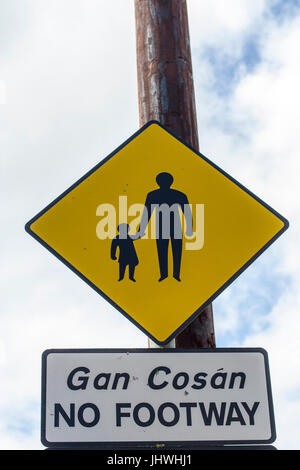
[0,0,300,449]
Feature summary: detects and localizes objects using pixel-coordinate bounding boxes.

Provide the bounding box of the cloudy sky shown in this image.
[1,0,299,450]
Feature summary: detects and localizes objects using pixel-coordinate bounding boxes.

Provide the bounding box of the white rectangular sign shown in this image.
[41,348,276,447]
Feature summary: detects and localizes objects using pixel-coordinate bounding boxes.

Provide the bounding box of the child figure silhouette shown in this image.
[111,223,139,282]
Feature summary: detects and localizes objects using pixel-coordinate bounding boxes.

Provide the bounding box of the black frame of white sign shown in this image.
[41,348,276,449]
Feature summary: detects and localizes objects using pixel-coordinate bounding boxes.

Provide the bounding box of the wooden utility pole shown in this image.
[134,0,215,348]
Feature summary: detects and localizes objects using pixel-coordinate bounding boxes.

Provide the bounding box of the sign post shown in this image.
[134,0,215,348]
[24,1,289,449]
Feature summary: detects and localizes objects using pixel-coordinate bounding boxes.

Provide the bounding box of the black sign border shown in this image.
[41,347,276,448]
[25,121,289,346]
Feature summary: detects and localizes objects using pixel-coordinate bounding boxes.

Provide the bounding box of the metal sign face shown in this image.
[41,348,276,447]
[25,122,288,345]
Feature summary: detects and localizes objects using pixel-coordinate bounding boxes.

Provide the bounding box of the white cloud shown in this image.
[188,0,266,48]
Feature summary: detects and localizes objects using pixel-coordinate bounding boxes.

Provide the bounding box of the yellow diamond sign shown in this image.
[25,121,288,345]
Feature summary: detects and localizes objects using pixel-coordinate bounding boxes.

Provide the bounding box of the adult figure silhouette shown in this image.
[138,172,193,281]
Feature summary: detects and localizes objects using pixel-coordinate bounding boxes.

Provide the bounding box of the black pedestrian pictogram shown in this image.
[111,223,139,282]
[138,172,193,281]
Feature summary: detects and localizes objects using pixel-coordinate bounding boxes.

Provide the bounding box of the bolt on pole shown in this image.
[134,0,216,349]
